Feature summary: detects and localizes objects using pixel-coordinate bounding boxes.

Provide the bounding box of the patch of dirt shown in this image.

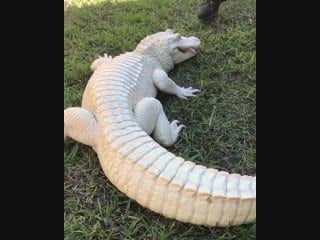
[64,1,72,11]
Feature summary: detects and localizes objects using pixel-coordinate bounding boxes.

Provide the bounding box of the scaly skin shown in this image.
[64,30,256,227]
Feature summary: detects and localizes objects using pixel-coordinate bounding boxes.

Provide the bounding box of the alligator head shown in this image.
[135,29,201,71]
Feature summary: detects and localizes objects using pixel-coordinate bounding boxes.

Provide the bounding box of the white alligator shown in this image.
[64,29,256,227]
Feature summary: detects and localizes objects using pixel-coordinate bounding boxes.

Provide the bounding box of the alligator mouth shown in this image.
[177,47,197,54]
[172,36,200,63]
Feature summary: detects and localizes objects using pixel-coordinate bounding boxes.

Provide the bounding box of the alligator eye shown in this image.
[175,34,182,41]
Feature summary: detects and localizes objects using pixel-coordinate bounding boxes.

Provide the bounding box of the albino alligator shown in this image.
[64,29,256,227]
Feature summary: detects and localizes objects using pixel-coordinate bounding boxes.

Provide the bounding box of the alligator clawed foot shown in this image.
[171,120,186,141]
[177,87,201,99]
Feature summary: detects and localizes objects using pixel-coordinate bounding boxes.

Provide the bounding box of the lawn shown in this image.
[64,0,256,239]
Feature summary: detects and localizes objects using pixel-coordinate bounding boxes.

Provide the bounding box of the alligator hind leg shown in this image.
[64,107,99,148]
[133,97,185,147]
[90,53,113,71]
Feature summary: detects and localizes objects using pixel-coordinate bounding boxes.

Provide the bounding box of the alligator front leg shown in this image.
[152,68,201,99]
[134,97,185,147]
[64,107,99,148]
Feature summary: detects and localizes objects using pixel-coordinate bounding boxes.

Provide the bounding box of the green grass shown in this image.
[64,0,256,239]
